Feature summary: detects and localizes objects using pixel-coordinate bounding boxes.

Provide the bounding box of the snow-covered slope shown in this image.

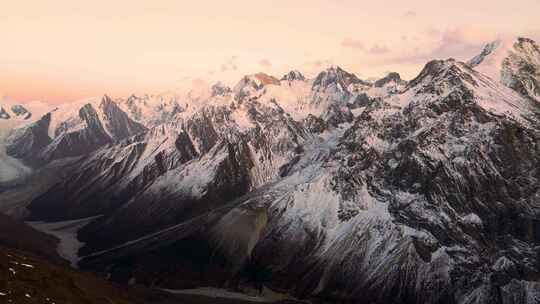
[116,93,185,128]
[0,120,32,185]
[0,98,53,185]
[469,37,540,103]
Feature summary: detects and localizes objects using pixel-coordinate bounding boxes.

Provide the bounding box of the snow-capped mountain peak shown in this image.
[233,73,280,101]
[281,70,306,82]
[373,72,404,88]
[365,72,408,98]
[403,58,534,120]
[469,37,540,102]
[313,66,364,91]
[117,93,185,127]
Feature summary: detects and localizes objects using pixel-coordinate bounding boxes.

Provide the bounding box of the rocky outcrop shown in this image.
[0,107,9,119]
[0,104,33,120]
[374,72,405,88]
[303,114,327,133]
[10,105,31,119]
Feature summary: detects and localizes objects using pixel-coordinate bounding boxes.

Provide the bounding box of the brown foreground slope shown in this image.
[0,246,135,304]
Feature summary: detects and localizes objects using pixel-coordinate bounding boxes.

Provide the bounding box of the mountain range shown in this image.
[0,37,539,304]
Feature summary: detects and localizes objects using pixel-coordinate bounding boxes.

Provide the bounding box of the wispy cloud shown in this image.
[341,38,365,49]
[426,27,441,37]
[404,11,417,17]
[388,26,497,64]
[311,59,333,68]
[368,44,390,54]
[342,38,389,55]
[258,59,272,67]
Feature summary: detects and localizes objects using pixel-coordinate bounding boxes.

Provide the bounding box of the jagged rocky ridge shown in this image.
[1,38,540,304]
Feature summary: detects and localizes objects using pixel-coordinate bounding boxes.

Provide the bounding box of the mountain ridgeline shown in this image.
[1,37,540,304]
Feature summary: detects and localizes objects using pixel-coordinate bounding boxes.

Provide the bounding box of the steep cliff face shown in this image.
[5,113,52,165]
[40,103,112,162]
[99,95,148,140]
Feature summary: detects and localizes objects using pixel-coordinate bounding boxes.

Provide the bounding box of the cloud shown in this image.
[341,38,365,49]
[342,38,389,55]
[311,59,333,68]
[368,44,390,54]
[404,11,417,17]
[426,27,441,37]
[389,26,497,65]
[258,59,272,67]
[220,56,238,72]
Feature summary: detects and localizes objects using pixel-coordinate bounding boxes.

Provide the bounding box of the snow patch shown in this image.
[26,215,102,268]
[462,213,482,226]
[0,120,32,184]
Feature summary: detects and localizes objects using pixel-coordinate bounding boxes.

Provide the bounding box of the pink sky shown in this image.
[1,0,539,104]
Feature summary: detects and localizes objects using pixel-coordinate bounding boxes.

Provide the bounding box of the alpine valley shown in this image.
[1,37,539,304]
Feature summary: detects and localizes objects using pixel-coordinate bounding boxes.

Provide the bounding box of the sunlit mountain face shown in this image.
[1,1,539,304]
